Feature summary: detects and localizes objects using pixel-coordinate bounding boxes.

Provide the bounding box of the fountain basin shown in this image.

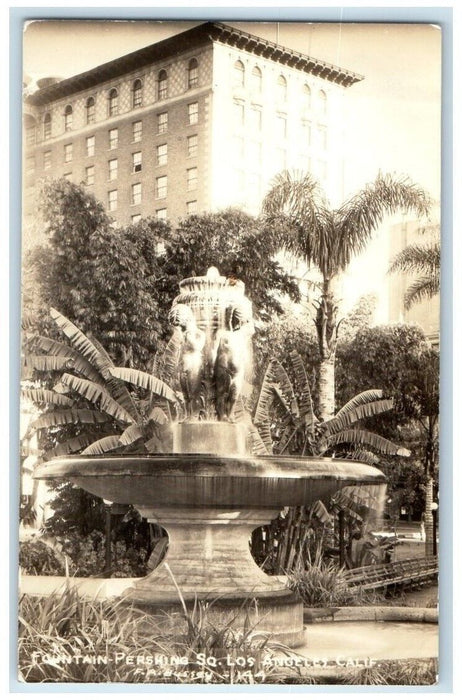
[34,454,385,507]
[34,455,386,647]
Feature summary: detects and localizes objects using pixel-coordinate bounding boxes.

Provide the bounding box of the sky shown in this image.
[22,19,442,321]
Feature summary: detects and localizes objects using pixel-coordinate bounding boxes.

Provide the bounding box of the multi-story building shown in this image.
[23,21,362,227]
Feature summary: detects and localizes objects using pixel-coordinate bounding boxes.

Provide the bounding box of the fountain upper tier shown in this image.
[34,454,386,508]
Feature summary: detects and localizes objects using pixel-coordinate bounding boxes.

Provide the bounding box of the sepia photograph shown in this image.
[18,16,442,687]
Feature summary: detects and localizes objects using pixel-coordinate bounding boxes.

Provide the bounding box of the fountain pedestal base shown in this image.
[124,506,304,647]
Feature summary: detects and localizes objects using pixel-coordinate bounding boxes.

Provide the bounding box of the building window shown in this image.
[233,136,245,163]
[302,84,311,110]
[188,102,198,125]
[251,65,262,93]
[233,60,245,88]
[248,140,261,166]
[301,120,311,147]
[85,165,95,186]
[132,151,142,173]
[63,172,72,181]
[43,113,52,140]
[132,213,142,224]
[156,143,168,166]
[277,74,287,102]
[64,143,73,163]
[86,135,95,157]
[108,189,118,211]
[108,158,118,181]
[86,97,95,124]
[25,156,35,174]
[131,182,142,205]
[234,169,245,195]
[186,200,197,215]
[157,112,168,134]
[187,134,198,158]
[156,208,167,221]
[132,79,143,108]
[156,175,167,199]
[108,88,118,117]
[234,101,245,130]
[275,147,287,171]
[43,150,51,170]
[132,120,142,142]
[158,70,168,100]
[187,58,199,89]
[276,115,287,140]
[318,90,327,117]
[317,124,327,150]
[109,128,118,149]
[187,167,197,191]
[26,125,36,146]
[64,105,73,131]
[249,106,262,132]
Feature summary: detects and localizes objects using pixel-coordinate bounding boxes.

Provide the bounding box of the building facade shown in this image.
[23,22,362,227]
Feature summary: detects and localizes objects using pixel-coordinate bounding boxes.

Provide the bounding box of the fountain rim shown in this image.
[34,454,387,485]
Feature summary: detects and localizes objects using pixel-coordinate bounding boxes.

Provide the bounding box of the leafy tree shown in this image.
[389,235,440,308]
[156,209,300,325]
[338,323,439,550]
[262,170,431,420]
[24,178,168,370]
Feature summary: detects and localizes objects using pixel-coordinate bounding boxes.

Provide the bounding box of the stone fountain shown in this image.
[35,268,386,647]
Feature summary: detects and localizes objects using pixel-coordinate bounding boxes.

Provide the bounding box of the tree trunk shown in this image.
[318,356,336,421]
[424,476,434,557]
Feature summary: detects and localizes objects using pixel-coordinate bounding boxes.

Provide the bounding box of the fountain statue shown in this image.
[35,268,386,647]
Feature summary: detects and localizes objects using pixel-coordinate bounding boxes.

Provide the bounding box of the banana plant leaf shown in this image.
[21,388,74,408]
[321,399,394,437]
[110,367,178,404]
[82,435,123,455]
[334,389,385,418]
[43,434,96,460]
[119,424,144,446]
[34,336,103,384]
[31,409,110,430]
[326,429,411,456]
[60,373,134,425]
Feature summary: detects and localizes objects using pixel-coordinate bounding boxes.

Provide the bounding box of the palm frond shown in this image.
[81,435,122,455]
[110,367,178,404]
[404,276,440,309]
[60,373,134,424]
[389,241,440,275]
[21,389,74,408]
[31,409,110,430]
[326,429,411,456]
[335,173,431,272]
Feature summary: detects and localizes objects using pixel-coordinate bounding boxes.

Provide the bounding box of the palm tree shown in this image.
[262,171,431,420]
[389,236,440,309]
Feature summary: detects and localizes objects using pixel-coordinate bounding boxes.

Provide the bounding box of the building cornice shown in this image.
[26,21,363,107]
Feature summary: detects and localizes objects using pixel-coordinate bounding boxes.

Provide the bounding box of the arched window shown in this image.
[277,74,287,102]
[319,89,327,117]
[302,84,311,110]
[158,70,168,100]
[43,112,52,140]
[233,60,245,88]
[132,79,143,108]
[86,97,95,124]
[108,88,118,117]
[64,105,73,131]
[188,58,198,89]
[251,65,262,93]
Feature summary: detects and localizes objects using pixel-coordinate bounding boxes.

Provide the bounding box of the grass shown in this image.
[337,658,438,686]
[18,584,304,684]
